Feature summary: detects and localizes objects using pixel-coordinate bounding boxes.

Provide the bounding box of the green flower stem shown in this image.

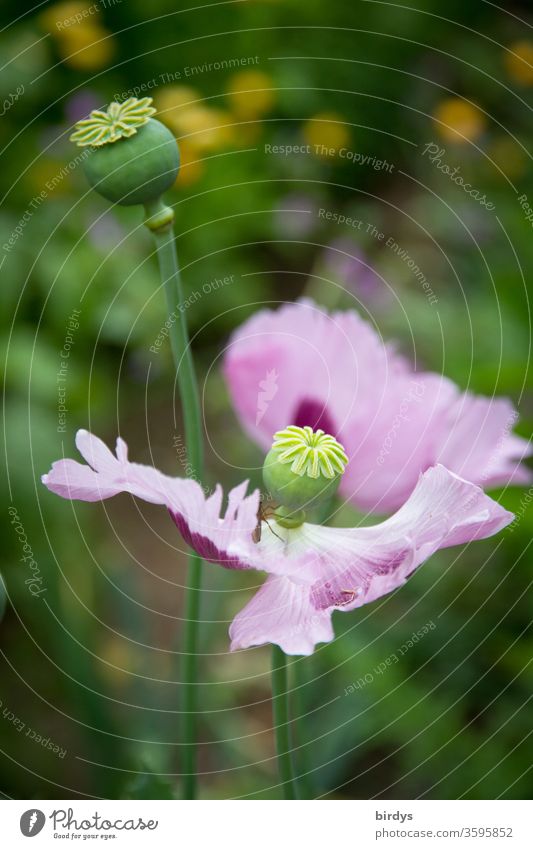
[271,645,298,800]
[144,197,203,800]
[181,551,202,800]
[292,659,314,799]
[144,198,203,475]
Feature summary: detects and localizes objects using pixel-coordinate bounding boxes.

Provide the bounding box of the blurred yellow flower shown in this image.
[433,98,485,143]
[226,70,275,118]
[27,160,72,197]
[505,41,533,86]
[57,24,115,70]
[175,140,205,186]
[303,112,351,154]
[155,88,237,182]
[155,86,200,118]
[488,136,527,180]
[39,0,114,71]
[39,1,89,32]
[167,104,235,151]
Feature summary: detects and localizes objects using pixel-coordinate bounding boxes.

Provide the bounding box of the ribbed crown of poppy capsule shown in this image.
[271,425,348,479]
[70,97,180,206]
[70,97,156,147]
[263,425,348,514]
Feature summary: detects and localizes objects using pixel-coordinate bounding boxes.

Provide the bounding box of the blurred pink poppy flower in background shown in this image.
[42,430,513,654]
[321,236,385,303]
[223,300,531,513]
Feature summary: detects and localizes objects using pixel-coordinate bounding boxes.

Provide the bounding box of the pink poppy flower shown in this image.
[42,429,513,655]
[223,300,531,513]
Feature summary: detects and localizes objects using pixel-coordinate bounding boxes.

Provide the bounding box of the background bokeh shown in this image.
[1,0,532,800]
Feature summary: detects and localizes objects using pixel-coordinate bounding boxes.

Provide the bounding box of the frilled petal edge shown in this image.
[42,430,261,571]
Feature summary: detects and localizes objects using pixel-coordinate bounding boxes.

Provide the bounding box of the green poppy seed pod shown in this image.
[70,97,180,206]
[263,425,348,521]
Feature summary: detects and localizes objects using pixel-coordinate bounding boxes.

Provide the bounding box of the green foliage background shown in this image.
[0,0,531,799]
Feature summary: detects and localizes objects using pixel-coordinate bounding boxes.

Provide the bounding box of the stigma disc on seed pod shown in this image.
[70,97,180,206]
[262,425,348,515]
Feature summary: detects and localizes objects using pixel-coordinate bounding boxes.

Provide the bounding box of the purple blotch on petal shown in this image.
[293,398,337,437]
[170,510,251,570]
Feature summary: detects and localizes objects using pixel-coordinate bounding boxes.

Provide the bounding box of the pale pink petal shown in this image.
[340,372,457,511]
[437,395,532,488]
[76,429,119,472]
[43,429,188,507]
[229,466,513,653]
[43,430,260,571]
[43,434,514,656]
[229,575,334,655]
[223,299,392,452]
[170,481,260,570]
[41,459,119,502]
[224,301,530,512]
[306,464,513,610]
[115,436,129,463]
